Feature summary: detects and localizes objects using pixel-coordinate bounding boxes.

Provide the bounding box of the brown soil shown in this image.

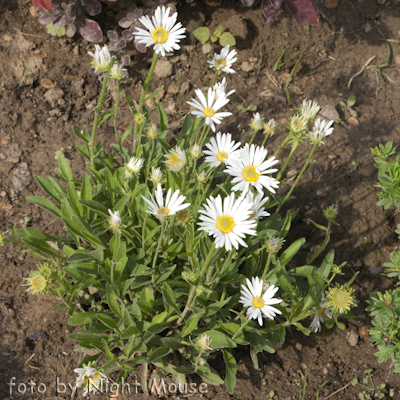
[1,0,400,399]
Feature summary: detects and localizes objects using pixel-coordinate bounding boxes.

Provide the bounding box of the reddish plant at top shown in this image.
[32,0,52,11]
[241,0,319,26]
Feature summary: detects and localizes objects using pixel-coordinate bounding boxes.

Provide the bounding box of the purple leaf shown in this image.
[52,14,65,30]
[262,0,283,22]
[132,8,143,19]
[84,0,101,16]
[121,55,131,65]
[116,38,127,50]
[65,23,76,37]
[284,0,319,25]
[241,0,256,6]
[38,13,59,25]
[107,30,119,42]
[106,0,117,2]
[32,0,52,11]
[118,17,133,29]
[64,10,76,25]
[135,40,147,53]
[78,19,103,42]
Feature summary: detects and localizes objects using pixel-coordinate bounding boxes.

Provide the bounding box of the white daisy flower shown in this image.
[141,183,190,220]
[203,132,241,168]
[243,191,270,220]
[88,45,114,73]
[146,122,159,139]
[133,5,186,57]
[307,118,334,145]
[187,87,232,132]
[224,143,280,195]
[110,63,127,81]
[249,112,264,131]
[301,99,320,121]
[126,156,144,177]
[239,276,282,326]
[197,193,256,251]
[74,364,107,397]
[213,77,235,100]
[108,209,122,229]
[165,146,187,172]
[207,44,238,74]
[150,166,163,184]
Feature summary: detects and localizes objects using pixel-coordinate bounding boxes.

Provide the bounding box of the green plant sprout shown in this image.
[18,57,34,88]
[368,28,396,97]
[357,369,386,400]
[273,44,302,71]
[192,25,236,54]
[237,104,257,113]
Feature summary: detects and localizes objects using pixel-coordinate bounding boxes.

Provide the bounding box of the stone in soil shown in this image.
[368,265,382,275]
[320,104,339,122]
[324,0,339,8]
[11,163,32,192]
[154,60,173,78]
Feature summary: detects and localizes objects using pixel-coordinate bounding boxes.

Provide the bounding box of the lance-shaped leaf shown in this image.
[285,0,319,26]
[78,19,103,43]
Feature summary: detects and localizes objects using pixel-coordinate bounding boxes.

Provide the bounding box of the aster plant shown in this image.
[5,5,357,397]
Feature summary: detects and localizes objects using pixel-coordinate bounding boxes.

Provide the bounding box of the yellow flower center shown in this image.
[176,209,190,223]
[291,118,304,132]
[157,207,170,217]
[331,289,351,311]
[204,107,215,117]
[152,28,168,43]
[215,59,227,68]
[135,113,145,124]
[217,151,228,162]
[248,211,256,220]
[169,154,185,169]
[243,166,259,182]
[253,297,264,308]
[32,275,47,291]
[216,216,235,233]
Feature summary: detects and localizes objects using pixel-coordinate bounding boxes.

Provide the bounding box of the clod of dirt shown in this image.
[295,343,303,351]
[348,116,359,126]
[40,79,55,89]
[324,0,339,8]
[278,73,292,85]
[364,23,372,33]
[320,104,339,122]
[44,88,65,108]
[368,265,382,275]
[6,156,19,163]
[348,329,359,346]
[154,60,173,78]
[0,201,12,213]
[168,84,179,95]
[289,85,303,95]
[359,325,370,339]
[395,55,400,65]
[323,368,329,375]
[240,58,257,72]
[11,162,32,192]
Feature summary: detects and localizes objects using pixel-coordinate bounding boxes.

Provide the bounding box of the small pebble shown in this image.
[317,188,328,198]
[168,84,179,95]
[28,331,47,341]
[278,73,292,85]
[324,0,339,8]
[1,136,11,145]
[348,329,359,347]
[368,265,382,275]
[301,362,307,370]
[320,104,339,122]
[348,116,359,126]
[295,343,302,351]
[359,325,369,339]
[323,368,328,375]
[4,33,12,42]
[364,23,372,33]
[395,55,400,65]
[41,79,55,90]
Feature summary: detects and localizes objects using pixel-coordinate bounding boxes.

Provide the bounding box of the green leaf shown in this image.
[197,368,224,385]
[78,200,109,218]
[68,182,83,217]
[22,237,61,258]
[279,238,306,267]
[157,103,168,133]
[193,26,210,42]
[97,314,120,332]
[181,312,203,338]
[202,43,212,54]
[35,175,62,203]
[120,326,140,339]
[72,126,90,143]
[223,350,237,394]
[204,330,237,349]
[27,196,62,218]
[14,227,56,242]
[245,330,275,353]
[219,32,236,47]
[107,287,122,318]
[121,123,133,143]
[148,347,171,363]
[69,312,98,325]
[162,282,181,315]
[58,153,73,182]
[347,95,356,107]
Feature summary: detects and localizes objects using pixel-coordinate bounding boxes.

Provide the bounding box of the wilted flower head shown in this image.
[135,113,146,125]
[264,119,278,136]
[197,170,210,183]
[198,333,212,350]
[325,285,356,315]
[266,233,285,253]
[239,277,282,326]
[213,77,235,100]
[307,118,334,145]
[323,204,338,221]
[108,209,122,229]
[289,113,308,135]
[207,44,238,74]
[88,45,115,73]
[110,63,127,81]
[126,156,144,177]
[249,112,264,131]
[24,266,50,295]
[309,294,332,333]
[301,99,320,121]
[134,6,186,57]
[165,147,187,172]
[150,166,163,184]
[146,122,159,139]
[176,208,191,224]
[74,362,107,397]
[190,143,202,158]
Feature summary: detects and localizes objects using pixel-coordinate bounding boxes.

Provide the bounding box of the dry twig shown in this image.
[347,56,376,89]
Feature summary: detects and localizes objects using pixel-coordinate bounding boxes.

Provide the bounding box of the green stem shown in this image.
[175,285,197,326]
[138,52,159,113]
[181,169,187,193]
[151,221,165,290]
[195,169,217,209]
[210,69,220,88]
[142,363,148,395]
[213,250,234,285]
[273,136,290,159]
[261,132,271,148]
[113,81,121,146]
[232,318,251,340]
[278,143,317,211]
[307,220,331,265]
[276,140,299,181]
[89,72,109,170]
[260,252,272,281]
[145,139,155,185]
[199,243,216,279]
[248,130,257,146]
